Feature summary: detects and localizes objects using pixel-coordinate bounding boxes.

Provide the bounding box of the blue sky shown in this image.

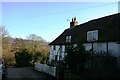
[2,2,119,42]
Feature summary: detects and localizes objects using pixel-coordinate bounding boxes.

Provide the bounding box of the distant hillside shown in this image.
[8,36,50,50]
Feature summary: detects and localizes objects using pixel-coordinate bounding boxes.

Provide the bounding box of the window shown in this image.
[87,30,98,41]
[66,35,71,42]
[69,36,71,42]
[66,36,68,42]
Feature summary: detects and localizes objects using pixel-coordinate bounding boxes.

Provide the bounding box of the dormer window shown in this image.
[66,35,71,42]
[87,30,98,42]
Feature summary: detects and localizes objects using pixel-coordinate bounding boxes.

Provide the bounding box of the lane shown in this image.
[6,67,56,80]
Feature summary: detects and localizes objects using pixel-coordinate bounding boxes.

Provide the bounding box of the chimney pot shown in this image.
[72,18,73,22]
[70,17,78,28]
[74,17,76,21]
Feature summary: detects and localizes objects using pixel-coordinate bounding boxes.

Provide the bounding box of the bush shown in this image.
[15,49,32,67]
[91,53,117,69]
[62,43,117,74]
[59,44,118,80]
[63,44,91,73]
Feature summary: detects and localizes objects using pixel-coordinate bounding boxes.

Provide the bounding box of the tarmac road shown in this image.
[6,67,56,80]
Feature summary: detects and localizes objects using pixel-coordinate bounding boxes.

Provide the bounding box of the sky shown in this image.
[1,1,119,42]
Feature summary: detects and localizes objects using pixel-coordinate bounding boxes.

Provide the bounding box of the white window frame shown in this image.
[87,30,98,42]
[66,35,71,42]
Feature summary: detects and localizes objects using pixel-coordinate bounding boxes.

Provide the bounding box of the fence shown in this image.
[35,63,56,77]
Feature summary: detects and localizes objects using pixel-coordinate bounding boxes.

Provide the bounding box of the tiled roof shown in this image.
[49,13,120,45]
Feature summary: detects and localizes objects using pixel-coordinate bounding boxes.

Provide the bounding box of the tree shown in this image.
[26,34,50,64]
[11,38,27,53]
[0,26,10,56]
[0,26,2,58]
[0,26,14,64]
[27,34,46,42]
[0,26,9,37]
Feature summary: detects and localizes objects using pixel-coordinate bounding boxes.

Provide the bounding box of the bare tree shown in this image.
[0,26,9,37]
[0,26,14,64]
[27,34,45,41]
[0,26,10,55]
[0,26,2,58]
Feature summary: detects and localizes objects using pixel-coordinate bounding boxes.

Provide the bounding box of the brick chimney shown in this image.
[70,17,78,28]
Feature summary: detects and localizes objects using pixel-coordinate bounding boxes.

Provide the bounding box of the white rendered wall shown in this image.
[50,45,65,62]
[108,42,119,56]
[118,44,120,56]
[50,42,120,62]
[84,43,107,53]
[93,43,107,53]
[84,43,92,51]
[49,45,55,62]
[84,42,119,56]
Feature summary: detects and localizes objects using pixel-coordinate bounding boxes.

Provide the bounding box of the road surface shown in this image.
[6,67,56,80]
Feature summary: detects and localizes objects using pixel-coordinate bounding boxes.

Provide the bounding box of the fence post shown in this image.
[56,66,64,80]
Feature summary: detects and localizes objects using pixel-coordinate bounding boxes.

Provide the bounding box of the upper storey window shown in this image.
[87,30,98,42]
[66,35,71,42]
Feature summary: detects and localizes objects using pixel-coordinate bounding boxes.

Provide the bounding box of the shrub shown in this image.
[63,44,91,73]
[91,52,117,69]
[15,49,32,67]
[62,44,117,74]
